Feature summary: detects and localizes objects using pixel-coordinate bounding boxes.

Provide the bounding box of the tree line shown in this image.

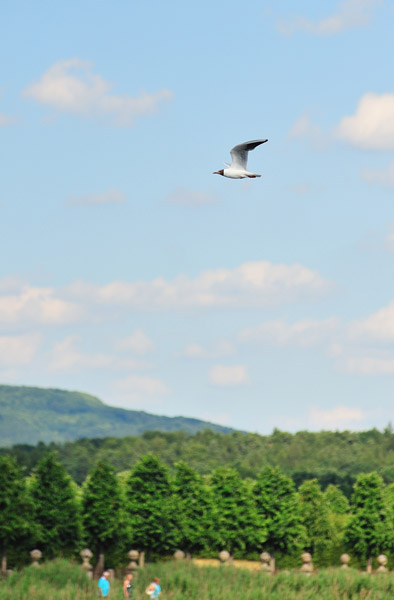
[1,452,394,574]
[1,427,394,495]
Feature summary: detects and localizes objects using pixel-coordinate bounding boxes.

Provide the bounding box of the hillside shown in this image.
[2,424,394,492]
[0,384,233,446]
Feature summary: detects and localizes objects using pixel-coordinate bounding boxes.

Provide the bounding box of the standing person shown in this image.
[123,573,134,599]
[146,577,161,599]
[98,571,111,598]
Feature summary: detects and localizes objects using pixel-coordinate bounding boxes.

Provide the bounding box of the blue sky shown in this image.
[1,0,394,434]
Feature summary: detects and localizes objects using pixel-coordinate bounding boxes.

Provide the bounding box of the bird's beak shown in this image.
[213,171,220,175]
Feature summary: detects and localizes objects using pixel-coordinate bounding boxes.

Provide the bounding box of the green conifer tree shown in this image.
[210,466,264,556]
[324,484,350,559]
[125,454,179,560]
[324,484,350,515]
[298,479,333,563]
[173,461,215,555]
[82,461,125,572]
[0,456,31,573]
[254,466,305,569]
[29,452,82,559]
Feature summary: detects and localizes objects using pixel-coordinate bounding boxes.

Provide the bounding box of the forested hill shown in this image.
[2,426,394,495]
[0,384,233,447]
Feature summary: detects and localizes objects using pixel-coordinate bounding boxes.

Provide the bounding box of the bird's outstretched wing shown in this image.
[230,139,268,169]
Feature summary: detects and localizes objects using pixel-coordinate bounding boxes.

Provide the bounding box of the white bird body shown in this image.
[213,139,268,179]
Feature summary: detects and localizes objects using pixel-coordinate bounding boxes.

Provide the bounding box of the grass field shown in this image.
[1,558,394,600]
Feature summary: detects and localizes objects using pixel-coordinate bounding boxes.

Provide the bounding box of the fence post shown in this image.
[80,549,93,578]
[30,549,42,567]
[300,552,313,575]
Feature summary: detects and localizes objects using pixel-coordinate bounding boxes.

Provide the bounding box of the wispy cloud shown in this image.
[239,317,339,347]
[344,355,394,375]
[23,59,172,126]
[336,93,394,150]
[67,260,331,310]
[184,340,235,359]
[278,0,381,36]
[349,301,394,341]
[362,161,394,187]
[0,113,14,126]
[67,188,127,206]
[49,335,151,372]
[112,374,171,409]
[308,405,366,428]
[0,334,41,366]
[209,364,249,387]
[385,224,394,251]
[115,329,155,355]
[0,280,81,326]
[288,114,328,150]
[166,188,219,207]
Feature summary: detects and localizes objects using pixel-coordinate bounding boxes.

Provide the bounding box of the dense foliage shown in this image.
[254,466,305,562]
[29,453,82,559]
[0,456,31,572]
[126,455,180,559]
[2,426,394,493]
[1,451,394,570]
[82,461,126,569]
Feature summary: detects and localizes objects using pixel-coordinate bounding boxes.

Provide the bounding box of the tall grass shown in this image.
[0,558,96,600]
[1,558,394,600]
[139,561,394,600]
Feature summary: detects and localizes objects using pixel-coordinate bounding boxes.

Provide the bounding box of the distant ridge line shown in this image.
[0,384,234,447]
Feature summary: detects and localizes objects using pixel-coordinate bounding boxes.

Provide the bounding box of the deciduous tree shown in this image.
[344,472,394,571]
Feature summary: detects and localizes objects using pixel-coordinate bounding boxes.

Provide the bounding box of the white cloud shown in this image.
[166,188,219,207]
[115,329,155,355]
[336,93,394,150]
[209,364,249,387]
[385,224,394,251]
[344,356,394,375]
[201,412,232,426]
[0,281,81,326]
[184,340,235,359]
[308,405,366,428]
[349,301,394,341]
[49,336,150,371]
[67,188,127,205]
[67,260,330,310]
[112,374,171,408]
[288,115,327,150]
[23,59,172,126]
[362,161,394,188]
[239,317,338,347]
[0,113,13,126]
[278,0,381,35]
[290,183,311,195]
[0,334,41,366]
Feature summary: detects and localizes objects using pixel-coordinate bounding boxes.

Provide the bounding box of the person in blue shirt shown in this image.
[98,571,111,597]
[146,577,161,598]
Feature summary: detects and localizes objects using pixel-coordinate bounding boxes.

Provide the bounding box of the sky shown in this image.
[1,0,394,434]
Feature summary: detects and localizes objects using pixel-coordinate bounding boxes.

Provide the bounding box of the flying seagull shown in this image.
[213,139,268,179]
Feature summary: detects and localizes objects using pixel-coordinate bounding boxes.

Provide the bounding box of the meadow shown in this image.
[2,559,394,600]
